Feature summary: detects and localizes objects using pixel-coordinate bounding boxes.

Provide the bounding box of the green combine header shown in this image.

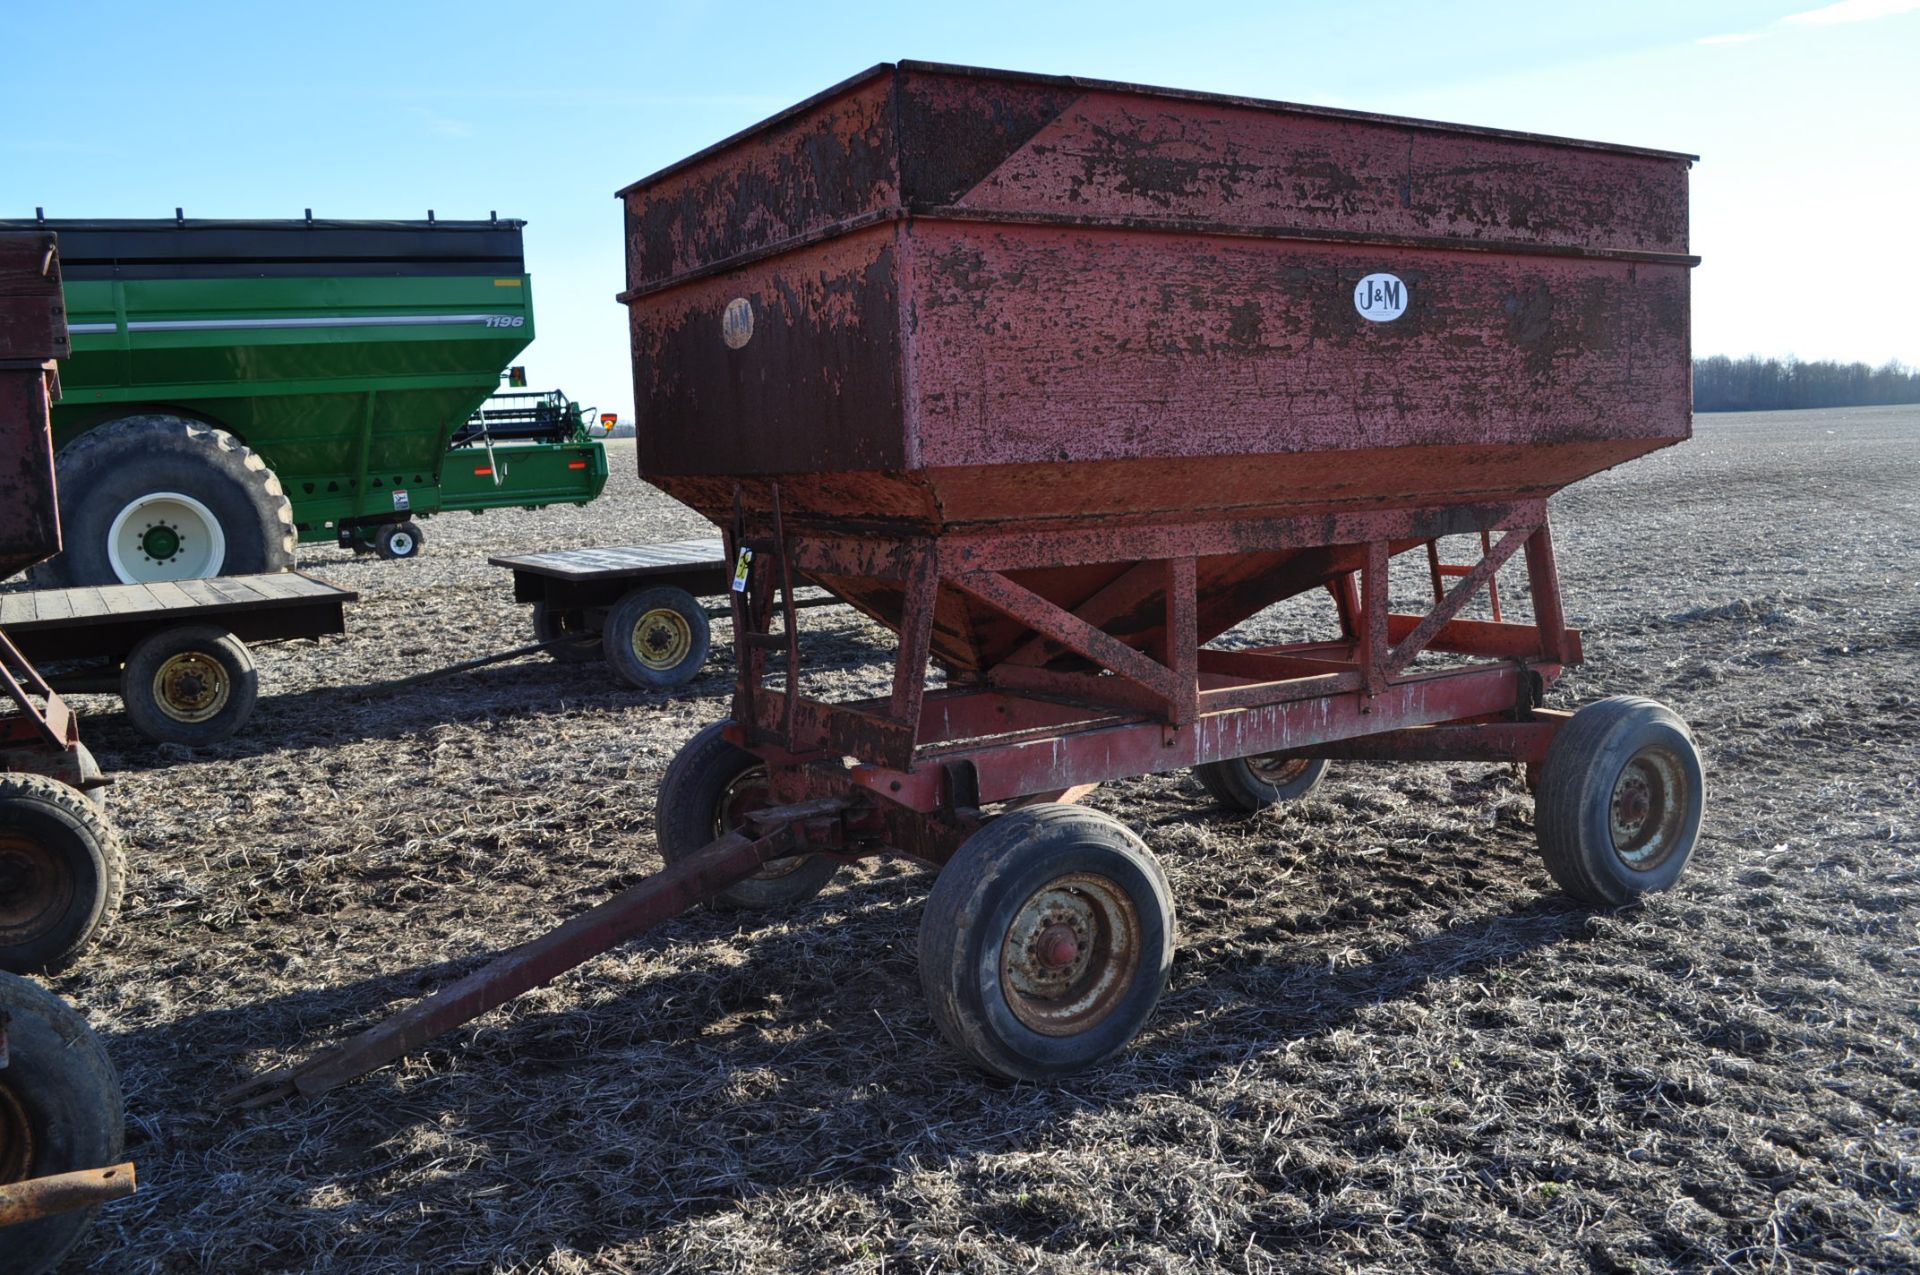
[2,215,607,585]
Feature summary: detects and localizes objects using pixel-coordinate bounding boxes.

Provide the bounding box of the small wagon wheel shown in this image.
[655,722,837,910]
[1535,696,1705,906]
[919,804,1174,1080]
[1193,754,1329,812]
[604,587,711,690]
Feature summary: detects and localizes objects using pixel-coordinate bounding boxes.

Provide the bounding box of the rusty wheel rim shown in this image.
[0,830,72,945]
[1245,755,1313,787]
[0,1079,31,1184]
[632,608,694,672]
[711,764,807,881]
[999,872,1142,1037]
[1609,747,1688,871]
[152,651,230,723]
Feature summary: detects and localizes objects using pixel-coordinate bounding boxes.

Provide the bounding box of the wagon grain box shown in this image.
[229,62,1706,1101]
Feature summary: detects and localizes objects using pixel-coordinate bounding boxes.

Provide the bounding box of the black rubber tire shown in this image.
[655,722,836,910]
[919,804,1174,1082]
[29,414,296,588]
[372,521,426,560]
[0,774,127,974]
[604,586,711,690]
[119,625,259,746]
[532,602,603,664]
[1193,755,1330,812]
[0,972,126,1275]
[1535,696,1706,907]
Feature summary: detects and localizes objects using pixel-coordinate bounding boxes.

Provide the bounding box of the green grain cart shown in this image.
[1,215,607,586]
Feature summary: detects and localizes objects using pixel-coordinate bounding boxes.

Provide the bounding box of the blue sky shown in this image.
[5,0,1916,419]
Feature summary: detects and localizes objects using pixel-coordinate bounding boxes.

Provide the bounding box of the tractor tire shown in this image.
[655,722,837,910]
[1535,696,1705,907]
[119,625,258,746]
[919,804,1174,1082]
[0,773,126,974]
[0,972,126,1275]
[30,415,296,587]
[532,603,602,663]
[373,521,425,561]
[604,586,711,690]
[1193,755,1330,812]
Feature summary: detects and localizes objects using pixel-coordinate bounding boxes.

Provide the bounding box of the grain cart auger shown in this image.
[0,233,137,1275]
[225,62,1707,1102]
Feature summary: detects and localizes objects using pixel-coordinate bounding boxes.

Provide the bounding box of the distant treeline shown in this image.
[1694,356,1920,412]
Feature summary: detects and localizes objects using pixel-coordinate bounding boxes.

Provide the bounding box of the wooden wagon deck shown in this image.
[0,571,356,664]
[490,540,726,607]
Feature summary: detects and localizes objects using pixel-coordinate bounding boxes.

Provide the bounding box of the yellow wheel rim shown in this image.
[631,608,694,671]
[152,651,230,723]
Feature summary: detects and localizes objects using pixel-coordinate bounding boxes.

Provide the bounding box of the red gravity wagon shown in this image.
[233,62,1705,1101]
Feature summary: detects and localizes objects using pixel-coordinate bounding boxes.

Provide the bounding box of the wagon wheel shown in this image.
[119,625,259,746]
[655,722,837,910]
[0,774,126,974]
[373,521,426,560]
[531,602,602,664]
[1193,754,1330,812]
[1534,696,1705,906]
[28,414,295,587]
[0,972,126,1275]
[919,804,1174,1081]
[604,587,711,690]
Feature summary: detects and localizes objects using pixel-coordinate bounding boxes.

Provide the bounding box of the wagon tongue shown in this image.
[217,805,841,1109]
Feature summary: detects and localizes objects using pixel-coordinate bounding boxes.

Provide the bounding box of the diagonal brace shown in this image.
[1383,525,1532,679]
[953,569,1186,709]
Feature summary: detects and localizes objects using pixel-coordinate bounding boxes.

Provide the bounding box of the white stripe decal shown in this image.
[130,314,507,332]
[67,314,515,334]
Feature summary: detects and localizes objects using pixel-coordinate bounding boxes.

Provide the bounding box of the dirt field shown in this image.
[45,404,1920,1273]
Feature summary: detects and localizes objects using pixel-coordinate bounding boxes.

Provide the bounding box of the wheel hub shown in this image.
[1036,924,1082,969]
[1609,747,1688,870]
[1246,755,1312,785]
[712,764,807,881]
[140,523,182,561]
[0,831,71,940]
[153,651,230,723]
[1000,874,1142,1036]
[634,609,694,671]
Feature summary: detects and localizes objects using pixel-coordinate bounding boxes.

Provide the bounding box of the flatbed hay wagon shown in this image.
[0,572,355,745]
[492,538,839,689]
[229,62,1706,1102]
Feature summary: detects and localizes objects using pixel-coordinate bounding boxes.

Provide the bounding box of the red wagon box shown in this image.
[621,61,1693,533]
[0,230,67,581]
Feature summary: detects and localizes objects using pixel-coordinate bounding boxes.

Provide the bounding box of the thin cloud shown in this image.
[1783,0,1920,24]
[1696,0,1916,45]
[414,110,475,139]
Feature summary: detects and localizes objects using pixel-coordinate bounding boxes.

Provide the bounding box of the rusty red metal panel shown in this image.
[1,230,66,582]
[904,224,1690,483]
[932,73,1690,256]
[629,225,908,478]
[623,62,1694,545]
[619,68,901,293]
